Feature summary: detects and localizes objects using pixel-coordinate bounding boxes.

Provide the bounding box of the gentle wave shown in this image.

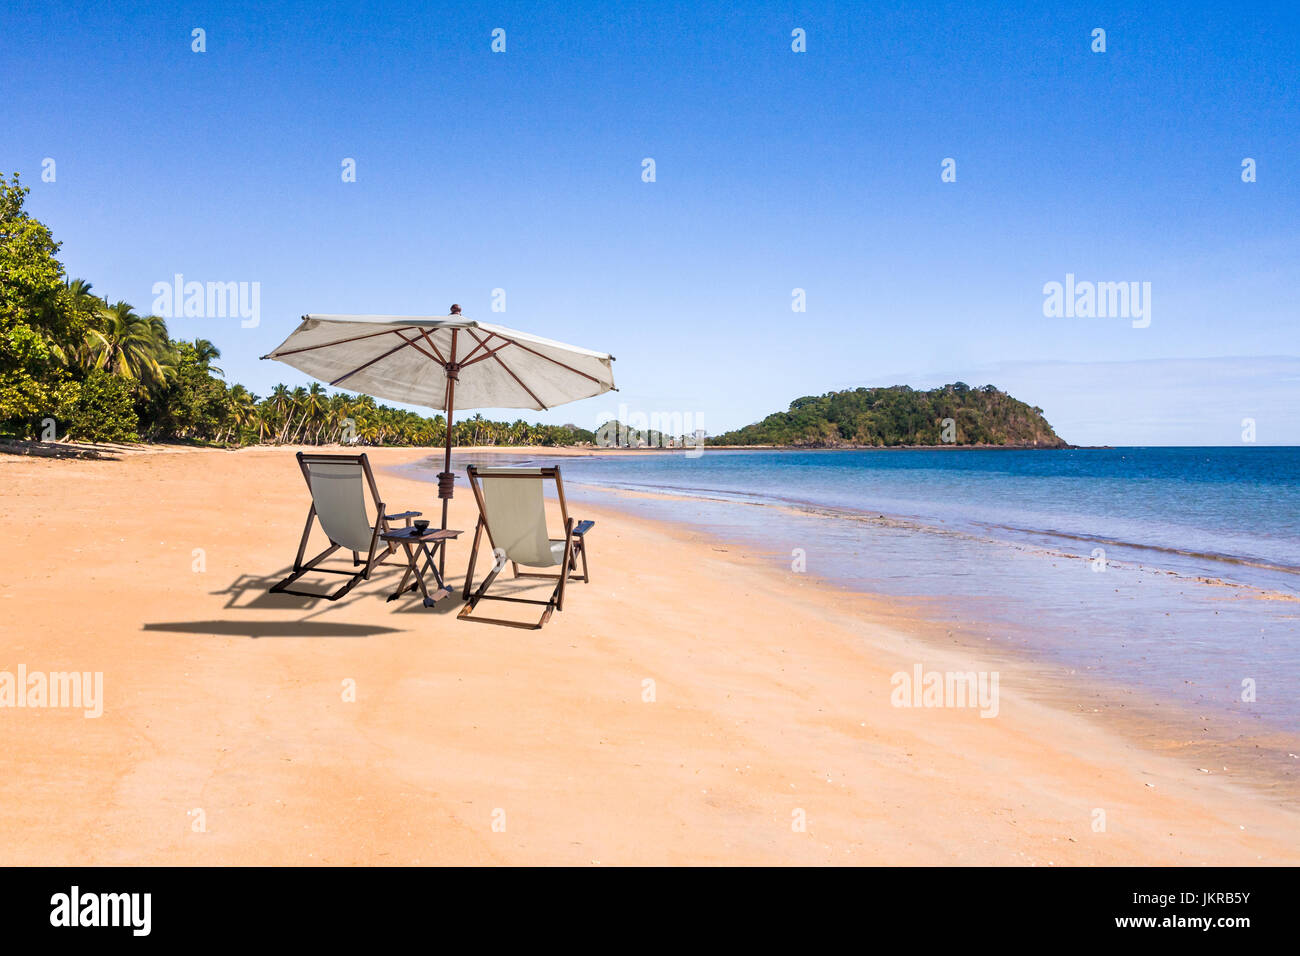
[560,473,1300,586]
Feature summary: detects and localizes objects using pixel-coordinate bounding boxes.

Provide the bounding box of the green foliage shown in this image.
[84,301,176,387]
[56,369,139,442]
[708,385,1067,448]
[563,423,596,444]
[0,173,87,432]
[0,183,602,449]
[138,340,228,441]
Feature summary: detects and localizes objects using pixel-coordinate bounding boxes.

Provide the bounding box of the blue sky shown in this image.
[4,0,1297,444]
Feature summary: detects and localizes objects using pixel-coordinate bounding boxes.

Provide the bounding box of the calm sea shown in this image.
[422,447,1300,737]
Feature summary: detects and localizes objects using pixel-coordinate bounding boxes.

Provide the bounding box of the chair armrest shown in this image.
[385,510,422,521]
[572,520,595,537]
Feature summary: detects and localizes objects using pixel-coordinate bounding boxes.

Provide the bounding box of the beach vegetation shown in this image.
[0,174,599,449]
[707,384,1067,447]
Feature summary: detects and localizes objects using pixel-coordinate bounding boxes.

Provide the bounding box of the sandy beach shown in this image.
[1,445,1297,866]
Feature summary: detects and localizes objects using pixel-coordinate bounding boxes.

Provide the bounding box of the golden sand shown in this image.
[0,445,1296,864]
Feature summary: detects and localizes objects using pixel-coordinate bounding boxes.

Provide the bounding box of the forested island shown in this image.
[706,385,1068,448]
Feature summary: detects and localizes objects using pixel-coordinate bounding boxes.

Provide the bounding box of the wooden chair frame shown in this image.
[269,452,420,601]
[459,465,594,628]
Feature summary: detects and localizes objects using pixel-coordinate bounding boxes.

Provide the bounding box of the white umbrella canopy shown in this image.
[262,307,616,570]
[262,311,616,411]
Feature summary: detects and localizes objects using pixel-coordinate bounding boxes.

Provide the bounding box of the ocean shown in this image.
[422,447,1300,740]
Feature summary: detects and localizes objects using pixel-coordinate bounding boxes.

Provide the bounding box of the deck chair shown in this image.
[459,465,593,628]
[269,452,420,601]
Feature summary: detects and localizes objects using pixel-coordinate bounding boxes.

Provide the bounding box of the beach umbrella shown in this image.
[262,306,616,573]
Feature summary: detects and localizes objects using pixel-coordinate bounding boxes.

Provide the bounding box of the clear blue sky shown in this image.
[4,0,1297,444]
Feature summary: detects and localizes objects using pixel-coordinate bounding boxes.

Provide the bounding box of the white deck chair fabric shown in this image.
[460,462,592,628]
[308,462,374,552]
[271,451,416,603]
[478,468,565,567]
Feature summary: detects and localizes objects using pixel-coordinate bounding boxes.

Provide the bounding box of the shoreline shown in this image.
[3,439,1097,462]
[2,445,1297,864]
[402,458,1300,805]
[543,478,1300,602]
[16,439,1300,467]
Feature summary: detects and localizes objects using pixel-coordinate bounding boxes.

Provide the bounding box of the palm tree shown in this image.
[373,407,393,445]
[281,386,308,443]
[64,278,102,324]
[291,384,327,444]
[221,385,257,444]
[268,385,291,442]
[143,314,178,385]
[192,338,223,377]
[465,413,485,445]
[50,278,103,369]
[64,277,97,304]
[85,301,173,388]
[197,377,586,449]
[252,404,274,443]
[311,384,332,443]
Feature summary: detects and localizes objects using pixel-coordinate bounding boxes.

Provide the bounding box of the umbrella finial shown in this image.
[449,303,462,315]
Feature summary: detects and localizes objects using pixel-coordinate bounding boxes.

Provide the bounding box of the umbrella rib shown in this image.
[418,329,448,365]
[394,329,441,364]
[465,329,548,410]
[270,326,415,358]
[492,336,605,385]
[459,338,513,369]
[329,332,421,387]
[457,333,494,365]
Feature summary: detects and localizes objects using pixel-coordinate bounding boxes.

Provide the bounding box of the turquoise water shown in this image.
[429,447,1300,735]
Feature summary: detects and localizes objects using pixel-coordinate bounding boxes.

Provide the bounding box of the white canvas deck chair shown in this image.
[270,452,420,601]
[459,465,593,628]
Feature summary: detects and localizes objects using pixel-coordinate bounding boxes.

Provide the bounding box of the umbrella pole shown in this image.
[437,327,459,578]
[440,401,453,577]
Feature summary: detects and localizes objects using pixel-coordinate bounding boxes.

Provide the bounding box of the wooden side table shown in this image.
[381,527,462,607]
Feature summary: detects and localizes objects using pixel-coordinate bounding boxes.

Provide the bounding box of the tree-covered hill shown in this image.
[706,384,1068,448]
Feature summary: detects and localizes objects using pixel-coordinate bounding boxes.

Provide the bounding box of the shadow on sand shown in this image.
[0,439,121,460]
[142,563,477,637]
[142,620,400,638]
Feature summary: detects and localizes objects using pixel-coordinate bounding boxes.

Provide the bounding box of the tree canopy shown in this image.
[707,385,1067,447]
